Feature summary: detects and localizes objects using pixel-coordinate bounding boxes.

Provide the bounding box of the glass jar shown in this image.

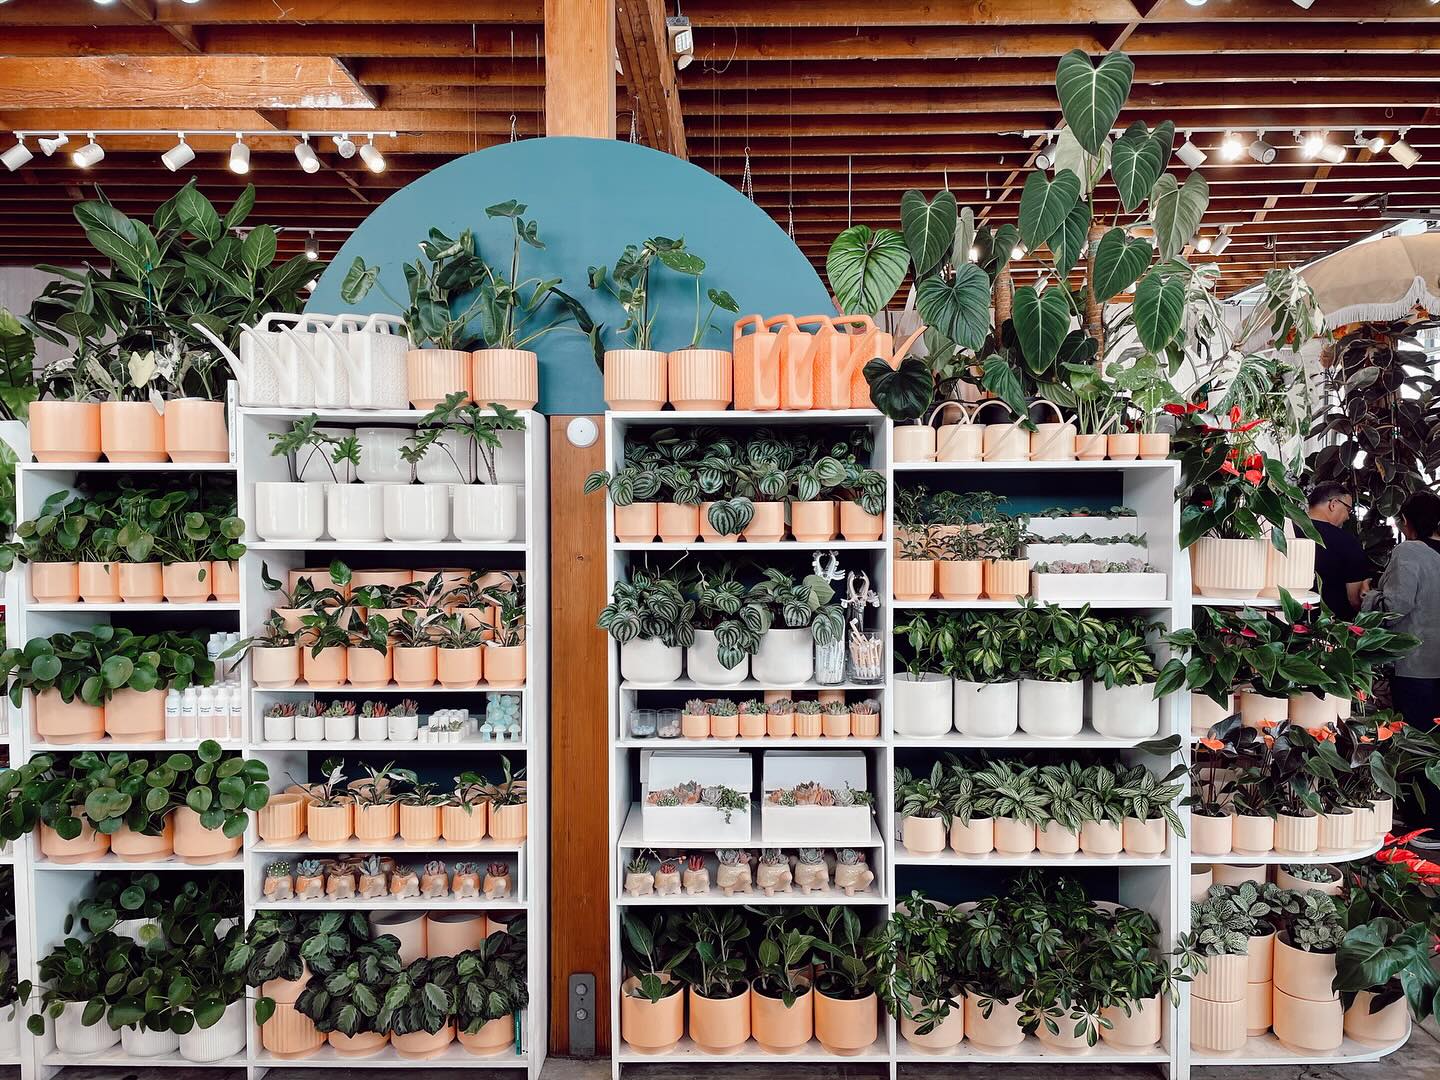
[656,708,682,739]
[814,638,846,686]
[628,707,658,739]
[847,631,885,684]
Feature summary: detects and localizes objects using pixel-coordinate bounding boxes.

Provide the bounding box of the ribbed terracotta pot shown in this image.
[391,1025,456,1060]
[850,710,879,738]
[900,993,964,1052]
[937,560,983,601]
[77,561,120,603]
[305,801,353,844]
[982,558,1029,600]
[689,986,751,1053]
[1232,814,1275,855]
[352,801,398,842]
[164,398,229,463]
[963,993,1024,1050]
[33,689,104,743]
[1288,691,1336,727]
[1238,690,1289,729]
[104,687,167,741]
[471,348,537,410]
[1246,980,1272,1036]
[1100,996,1162,1049]
[112,817,174,860]
[262,1003,324,1058]
[1275,813,1319,854]
[30,561,79,604]
[328,1030,388,1057]
[789,500,837,542]
[612,502,658,543]
[814,989,877,1055]
[656,502,700,543]
[1344,991,1410,1046]
[399,803,441,842]
[1191,866,1214,902]
[441,803,488,843]
[1122,815,1168,855]
[303,646,347,688]
[1348,803,1377,846]
[1372,797,1394,836]
[839,502,883,542]
[1189,995,1245,1052]
[620,977,684,1054]
[407,349,471,410]
[1244,931,1276,987]
[667,348,732,410]
[604,349,667,410]
[1212,863,1266,888]
[1191,812,1233,856]
[750,982,812,1053]
[1080,819,1123,855]
[258,793,307,842]
[1273,988,1343,1053]
[993,817,1036,854]
[100,401,166,462]
[1273,936,1338,1002]
[458,1016,513,1055]
[252,646,301,689]
[1191,536,1268,599]
[162,561,212,603]
[29,400,100,462]
[743,502,786,543]
[488,802,527,841]
[346,647,393,689]
[1192,952,1247,1003]
[893,559,936,601]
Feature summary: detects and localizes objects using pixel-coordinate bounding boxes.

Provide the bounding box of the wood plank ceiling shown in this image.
[1,0,1438,297]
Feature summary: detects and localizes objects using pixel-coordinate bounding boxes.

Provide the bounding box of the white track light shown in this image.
[38,133,69,157]
[1176,133,1207,167]
[1035,137,1060,170]
[1210,232,1233,256]
[1390,134,1421,169]
[1248,134,1276,164]
[666,15,694,70]
[305,232,320,261]
[305,278,318,293]
[294,137,320,173]
[967,246,980,263]
[71,136,104,168]
[161,135,195,172]
[228,136,250,174]
[1300,131,1326,159]
[1011,245,1027,260]
[1195,235,1213,253]
[358,137,385,173]
[1184,0,1208,5]
[1,138,32,172]
[1219,132,1244,162]
[1318,142,1347,164]
[333,134,356,159]
[1358,129,1388,154]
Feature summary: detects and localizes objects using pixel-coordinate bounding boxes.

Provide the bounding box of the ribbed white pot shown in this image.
[388,714,420,741]
[750,628,815,685]
[1091,682,1159,738]
[54,1002,120,1054]
[254,482,325,542]
[453,484,519,542]
[953,680,1018,738]
[620,639,683,685]
[325,483,386,542]
[1018,679,1084,736]
[383,483,451,542]
[179,1001,248,1063]
[893,673,953,737]
[685,631,749,687]
[1191,536,1268,599]
[1262,536,1317,596]
[122,1025,181,1057]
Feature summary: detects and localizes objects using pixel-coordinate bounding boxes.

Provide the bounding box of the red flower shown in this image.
[1262,734,1275,748]
[1390,719,1405,729]
[1244,469,1263,485]
[1235,418,1267,433]
[1386,828,1432,846]
[1245,453,1263,469]
[1292,624,1309,634]
[1230,405,1243,424]
[1356,690,1367,703]
[1201,499,1214,509]
[1360,734,1375,744]
[1199,737,1225,751]
[1240,628,1258,638]
[1349,625,1366,636]
[1376,724,1393,741]
[1163,403,1186,416]
[1221,460,1240,477]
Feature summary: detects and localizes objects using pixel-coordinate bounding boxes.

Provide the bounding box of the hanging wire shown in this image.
[510,114,519,143]
[630,106,639,144]
[787,33,795,240]
[847,155,853,228]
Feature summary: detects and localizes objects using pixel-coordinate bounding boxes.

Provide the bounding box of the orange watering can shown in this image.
[732,315,781,412]
[799,315,852,410]
[840,316,892,409]
[764,314,818,411]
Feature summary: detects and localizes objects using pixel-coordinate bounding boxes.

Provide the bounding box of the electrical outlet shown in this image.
[568,973,596,1056]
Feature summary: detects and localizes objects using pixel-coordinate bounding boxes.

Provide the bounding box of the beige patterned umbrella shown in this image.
[1301,231,1440,330]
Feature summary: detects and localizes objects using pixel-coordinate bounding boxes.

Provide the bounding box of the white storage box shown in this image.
[640,750,753,844]
[760,750,872,845]
[1029,571,1168,603]
[1025,514,1142,541]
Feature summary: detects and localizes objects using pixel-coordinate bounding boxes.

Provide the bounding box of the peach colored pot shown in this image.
[1139,432,1171,460]
[1273,936,1338,1002]
[393,645,437,688]
[1191,953,1247,1003]
[1344,991,1410,1046]
[262,1003,324,1058]
[1191,812,1233,856]
[104,687,167,741]
[258,794,307,843]
[739,712,766,739]
[1275,812,1319,854]
[303,646,347,688]
[40,817,110,863]
[893,559,936,601]
[162,561,212,603]
[407,348,471,410]
[893,425,936,462]
[33,689,104,743]
[173,806,242,863]
[1080,819,1123,855]
[613,502,658,543]
[1247,931,1276,984]
[328,1030,388,1057]
[750,982,812,1053]
[1275,865,1343,896]
[252,645,302,689]
[1232,814,1275,855]
[604,349,667,410]
[743,502,786,543]
[950,817,994,855]
[77,561,120,604]
[100,400,166,462]
[437,646,483,688]
[839,502,883,542]
[441,803,488,843]
[391,1025,456,1060]
[657,502,701,543]
[993,817,1037,854]
[983,558,1029,600]
[793,712,820,739]
[305,801,353,844]
[117,561,164,603]
[30,561,79,604]
[485,644,526,688]
[689,986,751,1053]
[1212,863,1266,888]
[471,348,537,409]
[1100,996,1162,1049]
[621,978,684,1054]
[346,647,393,689]
[1190,996,1246,1052]
[488,802,527,842]
[263,969,310,1005]
[963,993,1024,1050]
[1273,987,1342,1052]
[684,712,712,738]
[1075,433,1108,461]
[163,398,229,463]
[29,400,100,462]
[814,989,876,1055]
[789,500,837,542]
[820,712,849,739]
[1192,691,1234,735]
[350,801,397,842]
[399,802,442,842]
[1192,536,1268,599]
[1037,821,1080,855]
[698,501,725,542]
[668,348,732,411]
[458,1016,513,1055]
[903,815,947,855]
[112,818,174,860]
[1123,815,1168,855]
[937,560,983,601]
[426,913,488,958]
[1192,867,1214,902]
[209,560,240,602]
[1107,432,1140,460]
[851,711,879,738]
[371,912,427,964]
[1246,980,1272,1036]
[900,994,964,1051]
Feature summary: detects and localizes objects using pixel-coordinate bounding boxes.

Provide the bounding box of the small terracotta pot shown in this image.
[814,989,876,1055]
[1239,690,1289,729]
[743,502,786,543]
[29,399,100,462]
[328,1030,388,1057]
[437,646,484,688]
[1191,866,1214,902]
[458,1016,513,1056]
[252,645,302,689]
[982,558,1030,600]
[391,1025,456,1060]
[261,1003,324,1058]
[488,802,527,841]
[111,817,173,861]
[902,815,947,855]
[1139,432,1170,460]
[346,647,393,689]
[793,711,821,739]
[210,560,240,602]
[393,645,438,688]
[937,559,983,601]
[164,398,229,462]
[262,969,310,1005]
[471,348,537,409]
[689,986,751,1053]
[850,710,879,739]
[1192,536,1268,599]
[303,646,347,688]
[407,348,471,410]
[427,912,488,958]
[1100,996,1162,1049]
[353,801,399,842]
[1191,953,1246,1003]
[161,561,212,603]
[621,978,684,1053]
[1037,821,1081,855]
[1246,980,1272,1037]
[1275,812,1319,854]
[1122,815,1168,855]
[104,687,167,741]
[667,348,732,410]
[173,806,243,863]
[1273,987,1343,1052]
[1080,819,1123,855]
[963,993,1024,1050]
[441,803,488,843]
[1190,995,1246,1052]
[77,561,120,603]
[1247,930,1276,984]
[399,802,442,842]
[1107,432,1140,460]
[684,712,712,738]
[1232,813,1275,855]
[789,500,837,542]
[900,993,964,1052]
[993,817,1037,854]
[1075,433,1108,461]
[484,644,526,687]
[40,815,110,863]
[750,981,812,1053]
[605,349,667,410]
[698,502,724,542]
[33,689,104,743]
[839,502,883,542]
[1213,864,1266,888]
[613,502,658,543]
[30,561,79,604]
[305,801,353,844]
[893,559,936,601]
[943,817,989,855]
[656,502,701,543]
[258,794,307,843]
[1344,991,1410,1046]
[739,711,766,739]
[1191,812,1233,856]
[819,711,848,739]
[117,562,164,603]
[100,400,166,462]
[1273,935,1338,1002]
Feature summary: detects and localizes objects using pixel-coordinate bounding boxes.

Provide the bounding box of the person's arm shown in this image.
[1360,546,1420,618]
[1339,532,1374,612]
[1345,578,1368,610]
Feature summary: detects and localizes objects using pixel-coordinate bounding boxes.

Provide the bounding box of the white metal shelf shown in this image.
[893,1038,1171,1063]
[614,540,887,552]
[43,1051,247,1068]
[896,598,1174,610]
[614,1035,891,1063]
[251,1044,529,1067]
[1193,591,1321,608]
[616,737,887,750]
[891,730,1173,750]
[620,678,881,692]
[27,602,241,613]
[254,739,527,752]
[32,855,244,871]
[253,683,529,695]
[253,896,527,911]
[17,461,236,473]
[251,837,527,855]
[1191,838,1384,865]
[246,540,528,552]
[894,458,1178,473]
[894,847,1172,867]
[616,885,887,906]
[1190,1027,1410,1065]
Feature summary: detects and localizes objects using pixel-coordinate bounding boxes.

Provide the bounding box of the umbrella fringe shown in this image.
[1322,275,1440,331]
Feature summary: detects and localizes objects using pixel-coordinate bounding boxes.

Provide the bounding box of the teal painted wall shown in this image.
[308,137,833,414]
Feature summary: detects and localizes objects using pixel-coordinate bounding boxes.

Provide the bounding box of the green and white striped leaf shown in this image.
[1012,286,1072,376]
[1049,199,1092,277]
[900,189,958,277]
[1092,227,1153,302]
[1133,266,1187,353]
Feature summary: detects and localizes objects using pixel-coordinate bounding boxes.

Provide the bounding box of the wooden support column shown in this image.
[545,0,616,1055]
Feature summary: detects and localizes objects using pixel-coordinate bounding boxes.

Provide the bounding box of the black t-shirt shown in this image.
[1312,520,1372,618]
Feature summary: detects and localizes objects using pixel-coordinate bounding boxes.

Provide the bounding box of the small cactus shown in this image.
[683,699,709,715]
[686,854,705,872]
[626,852,650,874]
[797,848,823,865]
[716,849,740,866]
[760,848,784,865]
[837,848,864,866]
[739,700,766,715]
[266,860,291,877]
[767,699,794,714]
[296,859,323,877]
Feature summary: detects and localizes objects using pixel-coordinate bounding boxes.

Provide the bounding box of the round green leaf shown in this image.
[915,263,992,351]
[862,357,933,422]
[1092,228,1153,303]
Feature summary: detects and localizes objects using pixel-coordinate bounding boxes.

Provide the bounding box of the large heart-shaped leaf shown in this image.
[1055,49,1134,155]
[952,205,976,267]
[863,356,933,422]
[1150,171,1210,262]
[915,262,992,351]
[826,225,909,315]
[1092,227,1153,302]
[1051,127,1111,195]
[1111,120,1175,213]
[1012,286,1072,376]
[984,223,1021,276]
[1133,266,1187,353]
[1018,169,1081,253]
[1050,199,1092,277]
[900,189,958,277]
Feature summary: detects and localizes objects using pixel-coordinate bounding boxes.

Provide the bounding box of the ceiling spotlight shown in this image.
[305,278,319,293]
[38,133,69,157]
[333,134,356,159]
[1,138,32,172]
[1390,132,1421,169]
[1176,133,1207,168]
[1184,0,1208,5]
[358,137,385,173]
[1291,0,1315,7]
[71,136,104,169]
[1010,245,1027,260]
[1035,137,1060,171]
[93,0,117,5]
[1317,142,1347,165]
[228,135,250,175]
[1195,235,1213,253]
[1357,129,1387,154]
[1219,132,1244,162]
[666,15,694,70]
[305,232,320,262]
[1248,133,1277,164]
[294,136,321,174]
[1300,131,1326,159]
[1210,232,1233,256]
[161,135,195,172]
[967,246,980,263]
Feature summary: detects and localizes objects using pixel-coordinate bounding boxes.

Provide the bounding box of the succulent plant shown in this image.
[740,700,767,715]
[834,785,856,808]
[296,859,323,877]
[658,858,678,874]
[266,703,296,718]
[760,848,784,865]
[709,699,738,717]
[797,847,823,865]
[323,699,357,717]
[296,701,320,718]
[716,848,741,865]
[360,855,384,876]
[777,789,798,807]
[266,860,291,877]
[395,698,420,716]
[837,848,864,865]
[626,852,650,874]
[850,699,879,715]
[454,861,478,875]
[487,862,509,877]
[683,698,709,715]
[655,791,681,807]
[424,859,446,876]
[821,700,848,715]
[767,699,795,714]
[686,854,705,871]
[795,700,821,715]
[360,700,389,717]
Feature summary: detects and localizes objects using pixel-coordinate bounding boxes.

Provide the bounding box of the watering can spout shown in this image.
[191,321,242,372]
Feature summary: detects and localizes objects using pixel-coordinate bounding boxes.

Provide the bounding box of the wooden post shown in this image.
[544,0,616,1054]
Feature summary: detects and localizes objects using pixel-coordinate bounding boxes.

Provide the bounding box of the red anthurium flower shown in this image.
[1262,734,1275,748]
[1389,719,1405,729]
[1245,453,1263,469]
[1163,403,1186,416]
[1201,499,1214,509]
[1199,738,1225,751]
[1230,405,1243,424]
[1221,460,1241,477]
[1360,735,1375,744]
[1349,625,1366,636]
[1244,469,1263,485]
[1292,624,1309,634]
[1387,827,1432,846]
[1356,690,1367,703]
[1235,418,1267,433]
[1239,627,1257,638]
[1376,725,1392,741]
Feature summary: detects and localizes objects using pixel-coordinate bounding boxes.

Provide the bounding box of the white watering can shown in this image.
[284,315,349,409]
[192,315,296,406]
[333,313,410,410]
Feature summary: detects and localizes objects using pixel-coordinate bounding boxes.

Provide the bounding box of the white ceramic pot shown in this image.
[54,1001,120,1054]
[383,483,452,542]
[1091,682,1160,738]
[179,1000,247,1063]
[953,680,1018,738]
[296,426,356,482]
[355,426,411,483]
[358,715,388,742]
[113,917,164,947]
[0,1014,15,1057]
[750,628,815,685]
[122,1025,181,1057]
[263,713,296,743]
[325,483,386,542]
[453,483,519,542]
[620,638,683,685]
[325,714,358,742]
[1018,679,1084,737]
[685,631,749,687]
[415,430,474,484]
[1191,691,1233,736]
[893,673,953,737]
[295,714,325,742]
[388,714,420,741]
[254,482,325,542]
[1191,536,1268,599]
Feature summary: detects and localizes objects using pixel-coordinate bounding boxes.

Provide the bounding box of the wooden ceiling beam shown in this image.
[0,0,543,25]
[353,59,549,87]
[693,28,1102,60]
[679,0,1144,26]
[1125,23,1440,54]
[615,0,686,157]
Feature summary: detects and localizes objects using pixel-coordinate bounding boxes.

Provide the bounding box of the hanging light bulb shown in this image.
[71,135,104,168]
[1,138,32,172]
[294,136,321,174]
[1195,235,1213,253]
[1317,142,1347,164]
[1358,129,1387,154]
[161,135,195,172]
[1219,132,1244,162]
[1210,232,1233,255]
[332,134,356,159]
[1300,131,1326,159]
[358,136,385,173]
[305,232,320,261]
[1390,131,1422,169]
[38,133,68,157]
[228,135,250,174]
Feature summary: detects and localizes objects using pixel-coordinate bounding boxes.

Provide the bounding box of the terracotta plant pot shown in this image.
[328,1030,388,1057]
[164,398,229,463]
[937,559,983,601]
[1080,819,1123,855]
[750,981,812,1053]
[458,1016,513,1056]
[900,994,964,1051]
[657,502,701,543]
[684,711,712,738]
[1344,991,1410,1046]
[850,710,880,739]
[982,558,1030,600]
[893,559,936,601]
[77,561,120,604]
[1190,995,1246,1052]
[1263,538,1318,598]
[399,802,442,842]
[438,646,484,688]
[391,1025,456,1060]
[839,502,883,542]
[993,817,1037,854]
[258,794,307,843]
[441,803,487,843]
[33,689,104,743]
[252,645,302,689]
[1076,433,1108,461]
[1275,864,1343,896]
[303,646,347,688]
[353,801,399,842]
[488,803,527,841]
[963,992,1024,1050]
[1100,996,1162,1049]
[407,348,471,410]
[902,815,947,855]
[112,817,174,860]
[471,348,538,410]
[427,912,488,958]
[210,560,240,602]
[1037,821,1080,855]
[306,801,353,844]
[1191,812,1233,856]
[1247,930,1276,984]
[173,806,242,863]
[1246,980,1272,1037]
[620,977,684,1053]
[1273,936,1338,1002]
[1274,812,1319,854]
[1191,867,1214,902]
[30,561,79,604]
[668,348,732,410]
[604,349,667,410]
[104,687,167,741]
[393,645,438,688]
[29,400,100,462]
[40,816,110,863]
[117,562,164,603]
[485,644,526,687]
[689,986,751,1053]
[1107,432,1139,460]
[613,502,658,543]
[161,561,212,603]
[261,1003,324,1058]
[789,500,838,542]
[371,911,427,963]
[1192,536,1268,599]
[100,401,166,462]
[1191,953,1246,1003]
[1273,988,1342,1053]
[1139,432,1170,459]
[814,989,876,1055]
[346,647,393,689]
[742,502,786,543]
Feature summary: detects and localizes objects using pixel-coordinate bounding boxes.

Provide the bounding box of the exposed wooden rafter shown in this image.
[615,0,687,158]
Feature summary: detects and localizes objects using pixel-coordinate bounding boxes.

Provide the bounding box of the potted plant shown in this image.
[10,307,102,463]
[808,906,878,1054]
[1035,761,1088,855]
[256,415,342,542]
[455,926,530,1054]
[747,566,843,686]
[892,611,953,737]
[974,759,1044,854]
[688,564,762,686]
[591,237,694,410]
[748,921,815,1053]
[381,427,452,543]
[585,442,665,543]
[619,912,690,1053]
[419,393,528,541]
[1187,885,1264,1051]
[1271,889,1347,1052]
[978,511,1029,600]
[664,252,739,410]
[681,908,752,1053]
[895,763,950,855]
[1015,603,1092,737]
[1089,619,1162,738]
[297,935,404,1057]
[484,757,527,842]
[30,932,124,1054]
[600,563,695,686]
[873,892,966,1050]
[1116,761,1185,855]
[172,740,269,863]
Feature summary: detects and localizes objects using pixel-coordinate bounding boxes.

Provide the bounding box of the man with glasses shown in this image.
[1307,481,1372,618]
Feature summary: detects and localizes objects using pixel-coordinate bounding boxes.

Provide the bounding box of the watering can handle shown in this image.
[732,314,767,349]
[1027,397,1073,459]
[972,400,1030,461]
[834,315,875,334]
[360,314,408,335]
[190,321,241,366]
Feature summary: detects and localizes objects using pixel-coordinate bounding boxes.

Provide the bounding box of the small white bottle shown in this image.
[227,686,244,741]
[197,687,217,739]
[179,687,199,741]
[164,689,182,741]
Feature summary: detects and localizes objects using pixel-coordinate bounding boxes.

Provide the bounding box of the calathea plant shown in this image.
[296,935,404,1038]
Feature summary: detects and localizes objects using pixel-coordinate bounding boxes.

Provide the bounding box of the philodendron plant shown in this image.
[341,227,488,350]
